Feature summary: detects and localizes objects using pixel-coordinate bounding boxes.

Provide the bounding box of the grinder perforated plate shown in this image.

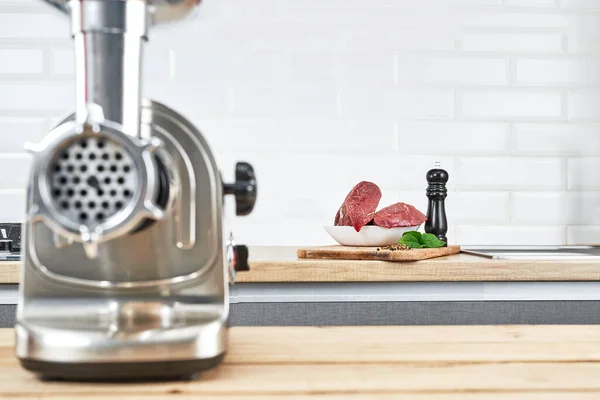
[48,136,138,225]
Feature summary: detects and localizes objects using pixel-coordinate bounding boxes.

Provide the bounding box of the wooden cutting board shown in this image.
[297,245,461,261]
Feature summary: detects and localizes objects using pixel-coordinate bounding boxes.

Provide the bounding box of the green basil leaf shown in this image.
[401,231,422,242]
[420,233,446,248]
[398,235,425,248]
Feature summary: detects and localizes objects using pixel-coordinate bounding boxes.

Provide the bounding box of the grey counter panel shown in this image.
[230,301,600,326]
[0,305,14,328]
[1,302,599,328]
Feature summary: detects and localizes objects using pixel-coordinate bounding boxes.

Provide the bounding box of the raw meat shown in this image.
[334,181,382,232]
[373,202,427,228]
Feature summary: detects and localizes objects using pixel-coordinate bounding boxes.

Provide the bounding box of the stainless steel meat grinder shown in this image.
[15,0,257,380]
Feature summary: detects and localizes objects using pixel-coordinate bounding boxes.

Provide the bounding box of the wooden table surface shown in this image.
[2,325,600,399]
[3,246,600,284]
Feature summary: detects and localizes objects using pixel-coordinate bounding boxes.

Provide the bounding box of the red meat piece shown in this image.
[334,181,382,232]
[373,202,427,228]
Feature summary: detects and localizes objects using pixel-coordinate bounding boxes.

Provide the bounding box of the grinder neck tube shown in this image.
[70,0,149,137]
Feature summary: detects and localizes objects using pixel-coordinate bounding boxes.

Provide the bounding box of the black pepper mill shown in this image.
[425,163,448,246]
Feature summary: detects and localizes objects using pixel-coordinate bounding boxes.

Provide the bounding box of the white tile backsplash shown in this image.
[457,157,565,190]
[233,85,338,117]
[516,58,600,86]
[0,83,74,112]
[458,12,575,30]
[568,226,600,245]
[461,33,563,53]
[502,0,557,7]
[0,190,25,223]
[0,155,30,189]
[568,90,600,120]
[461,90,563,120]
[233,153,456,192]
[0,12,67,39]
[346,27,456,51]
[0,117,46,152]
[568,158,600,190]
[448,192,511,224]
[561,0,600,9]
[457,225,566,245]
[399,121,509,155]
[145,83,231,118]
[567,34,600,53]
[397,56,509,86]
[513,123,600,155]
[337,52,397,85]
[2,1,600,246]
[0,49,44,75]
[50,48,73,77]
[513,192,600,225]
[198,118,398,154]
[341,87,455,119]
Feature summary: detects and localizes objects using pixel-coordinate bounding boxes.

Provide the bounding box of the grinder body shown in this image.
[17,101,230,379]
[15,0,255,380]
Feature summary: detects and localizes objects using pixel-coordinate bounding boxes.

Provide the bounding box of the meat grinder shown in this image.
[16,0,257,380]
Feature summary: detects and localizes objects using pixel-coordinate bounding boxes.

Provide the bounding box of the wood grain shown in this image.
[240,252,600,283]
[4,246,600,284]
[297,245,461,261]
[2,326,600,399]
[5,395,600,400]
[0,261,18,284]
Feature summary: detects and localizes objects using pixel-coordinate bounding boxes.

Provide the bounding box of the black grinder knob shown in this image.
[233,245,250,272]
[425,165,449,246]
[224,162,257,216]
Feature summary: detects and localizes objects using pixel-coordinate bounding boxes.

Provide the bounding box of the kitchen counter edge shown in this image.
[1,246,600,284]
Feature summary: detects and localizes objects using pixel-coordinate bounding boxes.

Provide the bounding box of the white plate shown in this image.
[324,225,421,247]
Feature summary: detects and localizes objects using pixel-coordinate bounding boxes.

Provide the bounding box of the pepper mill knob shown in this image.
[425,163,449,246]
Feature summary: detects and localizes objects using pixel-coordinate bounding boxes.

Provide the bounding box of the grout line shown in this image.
[561,89,569,122]
[393,121,400,154]
[565,156,571,192]
[561,33,568,53]
[44,116,55,132]
[227,84,235,117]
[0,4,51,13]
[168,49,175,81]
[453,88,461,121]
[393,53,399,86]
[42,46,53,79]
[454,34,462,52]
[508,55,516,86]
[450,156,459,192]
[507,190,514,224]
[507,123,515,154]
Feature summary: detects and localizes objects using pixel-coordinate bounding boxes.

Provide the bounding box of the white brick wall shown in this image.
[1,0,600,246]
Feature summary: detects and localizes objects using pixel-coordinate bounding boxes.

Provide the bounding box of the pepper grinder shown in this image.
[425,162,448,246]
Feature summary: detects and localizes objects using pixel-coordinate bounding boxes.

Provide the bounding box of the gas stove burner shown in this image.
[49,136,138,226]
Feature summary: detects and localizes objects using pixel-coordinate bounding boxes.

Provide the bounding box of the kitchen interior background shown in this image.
[0,0,599,246]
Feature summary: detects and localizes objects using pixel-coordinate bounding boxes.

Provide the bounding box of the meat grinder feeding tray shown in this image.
[297,246,461,261]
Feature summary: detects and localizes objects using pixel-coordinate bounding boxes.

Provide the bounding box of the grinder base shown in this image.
[20,354,225,381]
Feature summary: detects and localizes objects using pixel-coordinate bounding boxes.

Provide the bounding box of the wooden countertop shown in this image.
[2,325,600,398]
[2,246,600,284]
[237,246,600,283]
[0,260,18,284]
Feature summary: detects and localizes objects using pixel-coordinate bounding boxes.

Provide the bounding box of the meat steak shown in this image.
[373,202,427,228]
[334,181,382,232]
